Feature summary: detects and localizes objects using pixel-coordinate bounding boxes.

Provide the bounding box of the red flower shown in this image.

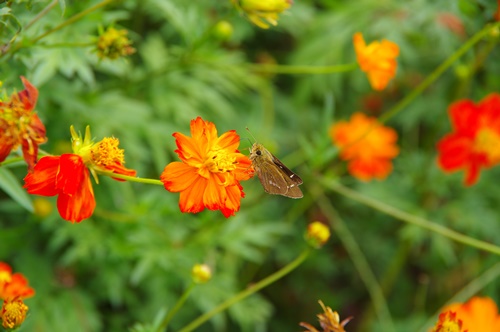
[330,112,399,181]
[161,117,253,218]
[0,77,46,170]
[24,126,136,223]
[437,94,500,186]
[0,262,35,300]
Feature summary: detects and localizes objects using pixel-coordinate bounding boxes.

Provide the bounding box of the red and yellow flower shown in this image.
[432,311,464,332]
[24,126,136,223]
[232,0,292,29]
[353,32,399,91]
[437,94,500,186]
[1,297,29,329]
[160,117,253,218]
[436,296,500,332]
[0,76,47,170]
[0,262,34,300]
[330,112,399,181]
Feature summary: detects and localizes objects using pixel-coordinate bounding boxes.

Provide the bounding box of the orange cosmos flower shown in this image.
[0,76,47,171]
[330,112,399,181]
[432,311,464,332]
[24,126,136,223]
[439,296,500,332]
[353,32,399,91]
[0,262,35,300]
[437,94,500,186]
[160,117,253,218]
[1,297,29,329]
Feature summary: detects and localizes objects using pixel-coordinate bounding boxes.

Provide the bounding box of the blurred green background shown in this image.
[1,0,500,331]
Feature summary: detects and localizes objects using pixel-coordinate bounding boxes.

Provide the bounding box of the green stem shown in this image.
[24,0,58,31]
[326,180,500,256]
[99,171,163,186]
[315,193,395,332]
[178,249,311,332]
[31,0,116,44]
[158,283,196,332]
[0,157,25,167]
[247,62,358,75]
[379,21,500,124]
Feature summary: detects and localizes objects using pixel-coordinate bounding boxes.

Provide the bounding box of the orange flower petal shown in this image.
[353,32,399,91]
[174,132,205,165]
[216,130,240,152]
[442,297,500,332]
[178,175,207,214]
[161,162,200,192]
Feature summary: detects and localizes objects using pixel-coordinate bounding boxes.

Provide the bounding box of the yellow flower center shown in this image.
[436,320,462,332]
[204,147,237,174]
[1,299,28,329]
[90,137,125,167]
[474,128,500,163]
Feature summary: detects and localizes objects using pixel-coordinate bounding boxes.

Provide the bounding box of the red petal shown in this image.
[18,76,38,111]
[56,167,95,223]
[23,156,60,196]
[56,154,86,195]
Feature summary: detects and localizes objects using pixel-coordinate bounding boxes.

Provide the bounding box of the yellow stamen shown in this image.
[90,137,125,167]
[474,128,500,163]
[204,148,237,174]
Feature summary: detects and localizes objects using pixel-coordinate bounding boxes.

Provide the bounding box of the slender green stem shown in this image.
[419,261,500,332]
[315,192,395,332]
[379,21,500,124]
[24,0,58,31]
[325,180,500,256]
[99,171,163,186]
[158,283,196,332]
[0,157,24,167]
[246,62,358,75]
[178,249,311,332]
[31,0,116,44]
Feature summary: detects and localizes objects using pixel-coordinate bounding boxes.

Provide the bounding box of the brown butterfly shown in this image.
[249,142,303,199]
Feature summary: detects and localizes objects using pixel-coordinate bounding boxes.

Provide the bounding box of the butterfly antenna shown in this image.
[245,127,258,143]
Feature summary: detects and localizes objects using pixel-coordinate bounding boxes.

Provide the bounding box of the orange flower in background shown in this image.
[0,76,47,170]
[330,112,399,181]
[353,32,399,91]
[432,311,464,332]
[161,117,254,218]
[24,126,136,223]
[1,297,29,329]
[232,0,292,29]
[0,262,35,300]
[437,94,500,186]
[438,296,500,332]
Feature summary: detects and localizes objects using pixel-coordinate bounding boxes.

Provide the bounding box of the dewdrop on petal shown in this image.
[191,264,212,284]
[305,221,331,248]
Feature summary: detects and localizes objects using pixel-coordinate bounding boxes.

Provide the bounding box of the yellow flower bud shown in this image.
[305,221,331,248]
[33,197,53,218]
[213,20,234,41]
[191,264,212,284]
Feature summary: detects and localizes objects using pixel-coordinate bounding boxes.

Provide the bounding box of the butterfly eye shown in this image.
[256,150,262,156]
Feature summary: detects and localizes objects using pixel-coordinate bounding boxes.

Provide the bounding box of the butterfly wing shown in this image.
[255,156,303,199]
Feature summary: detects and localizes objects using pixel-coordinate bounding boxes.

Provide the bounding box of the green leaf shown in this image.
[0,167,33,212]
